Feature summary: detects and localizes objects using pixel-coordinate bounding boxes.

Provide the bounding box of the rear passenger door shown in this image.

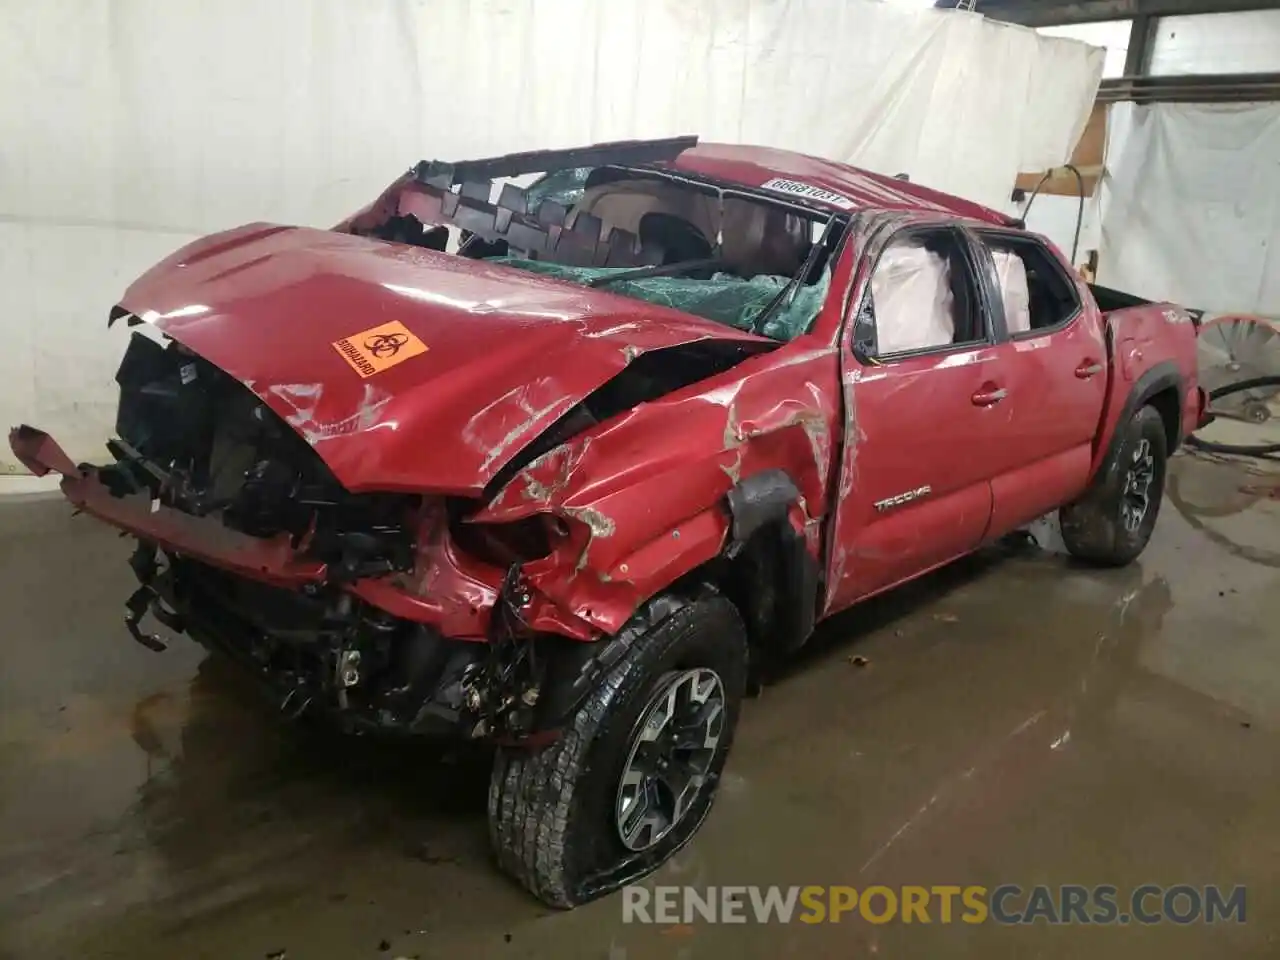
[825,223,1006,613]
[967,230,1109,536]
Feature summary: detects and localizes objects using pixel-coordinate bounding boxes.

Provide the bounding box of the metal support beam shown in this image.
[1122,14,1156,76]
[969,0,1280,28]
[1099,71,1280,101]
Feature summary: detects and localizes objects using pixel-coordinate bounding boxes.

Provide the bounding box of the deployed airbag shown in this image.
[991,249,1032,334]
[871,242,955,354]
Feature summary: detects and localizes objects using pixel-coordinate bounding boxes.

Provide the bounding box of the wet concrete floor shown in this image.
[2,451,1279,959]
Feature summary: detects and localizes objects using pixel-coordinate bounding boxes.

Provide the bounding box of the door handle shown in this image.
[1075,360,1104,379]
[972,386,1007,406]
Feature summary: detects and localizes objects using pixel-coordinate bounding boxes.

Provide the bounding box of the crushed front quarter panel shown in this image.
[472,339,843,635]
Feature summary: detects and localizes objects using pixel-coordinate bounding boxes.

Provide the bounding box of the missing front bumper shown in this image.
[9,425,596,744]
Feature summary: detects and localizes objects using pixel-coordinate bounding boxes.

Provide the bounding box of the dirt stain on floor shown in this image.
[1,452,1279,959]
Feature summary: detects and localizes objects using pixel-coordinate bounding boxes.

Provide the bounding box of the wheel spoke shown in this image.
[665,767,705,825]
[615,667,727,852]
[1226,318,1277,357]
[1197,336,1233,367]
[672,700,724,751]
[618,770,667,850]
[1118,435,1158,534]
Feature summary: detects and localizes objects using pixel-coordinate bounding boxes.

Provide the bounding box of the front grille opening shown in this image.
[113,331,417,579]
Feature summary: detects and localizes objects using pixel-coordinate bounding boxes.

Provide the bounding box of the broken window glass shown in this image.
[524,167,594,209]
[491,257,829,342]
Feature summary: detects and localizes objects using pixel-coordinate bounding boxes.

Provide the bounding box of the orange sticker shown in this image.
[331,320,427,377]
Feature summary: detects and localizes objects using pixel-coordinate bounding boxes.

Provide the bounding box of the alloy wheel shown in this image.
[1120,438,1155,533]
[615,668,726,852]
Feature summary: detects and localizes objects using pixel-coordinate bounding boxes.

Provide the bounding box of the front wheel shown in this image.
[487,593,748,907]
[1060,404,1168,567]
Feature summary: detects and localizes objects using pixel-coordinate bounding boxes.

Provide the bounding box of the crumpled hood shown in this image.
[119,223,768,495]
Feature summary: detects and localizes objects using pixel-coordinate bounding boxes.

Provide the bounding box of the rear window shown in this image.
[979,235,1081,336]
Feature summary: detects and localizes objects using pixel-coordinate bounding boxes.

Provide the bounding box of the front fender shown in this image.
[474,432,741,635]
[530,506,730,635]
[472,339,840,638]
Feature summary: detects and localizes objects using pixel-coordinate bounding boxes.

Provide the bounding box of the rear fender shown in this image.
[1089,302,1198,480]
[1091,361,1182,482]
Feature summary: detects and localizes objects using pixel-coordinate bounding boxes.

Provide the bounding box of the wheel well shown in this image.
[1145,385,1182,452]
[716,532,782,651]
[682,520,819,663]
[531,516,816,731]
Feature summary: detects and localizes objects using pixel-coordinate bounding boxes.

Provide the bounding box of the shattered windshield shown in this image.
[489,257,830,341]
[493,178,838,341]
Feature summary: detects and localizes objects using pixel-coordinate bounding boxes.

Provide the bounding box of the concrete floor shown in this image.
[2,452,1279,959]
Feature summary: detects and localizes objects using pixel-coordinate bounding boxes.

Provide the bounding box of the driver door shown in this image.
[823,222,1011,613]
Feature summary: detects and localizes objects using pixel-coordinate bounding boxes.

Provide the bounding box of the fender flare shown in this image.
[1099,361,1183,473]
[531,471,821,731]
[724,469,820,654]
[725,469,800,544]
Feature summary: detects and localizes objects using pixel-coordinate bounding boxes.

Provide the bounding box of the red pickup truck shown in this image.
[10,137,1204,907]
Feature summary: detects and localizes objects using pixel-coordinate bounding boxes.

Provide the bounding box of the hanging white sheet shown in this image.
[1099,101,1280,317]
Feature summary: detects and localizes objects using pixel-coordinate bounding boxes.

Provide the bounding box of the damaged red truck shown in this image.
[9,136,1205,906]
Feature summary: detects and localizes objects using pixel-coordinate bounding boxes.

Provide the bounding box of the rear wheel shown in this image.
[488,594,747,907]
[1060,404,1168,566]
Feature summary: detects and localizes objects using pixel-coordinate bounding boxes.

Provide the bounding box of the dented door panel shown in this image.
[823,213,1003,612]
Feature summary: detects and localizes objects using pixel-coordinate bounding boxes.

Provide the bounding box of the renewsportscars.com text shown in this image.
[622,884,1247,926]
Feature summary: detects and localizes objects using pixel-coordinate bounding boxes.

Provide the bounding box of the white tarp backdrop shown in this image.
[0,0,1102,470]
[1098,101,1280,317]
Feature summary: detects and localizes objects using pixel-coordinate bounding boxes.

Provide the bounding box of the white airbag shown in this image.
[992,249,1032,334]
[871,243,955,354]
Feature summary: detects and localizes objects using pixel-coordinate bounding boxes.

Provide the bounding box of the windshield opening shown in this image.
[362,160,844,341]
[506,169,840,339]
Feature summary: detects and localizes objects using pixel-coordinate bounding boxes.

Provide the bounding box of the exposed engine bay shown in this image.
[100,332,474,734]
[80,323,774,741]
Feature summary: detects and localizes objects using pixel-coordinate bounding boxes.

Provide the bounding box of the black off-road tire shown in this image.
[487,593,748,908]
[1060,404,1169,567]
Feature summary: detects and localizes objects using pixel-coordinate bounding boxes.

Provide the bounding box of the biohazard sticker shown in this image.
[759,177,856,210]
[332,320,427,377]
